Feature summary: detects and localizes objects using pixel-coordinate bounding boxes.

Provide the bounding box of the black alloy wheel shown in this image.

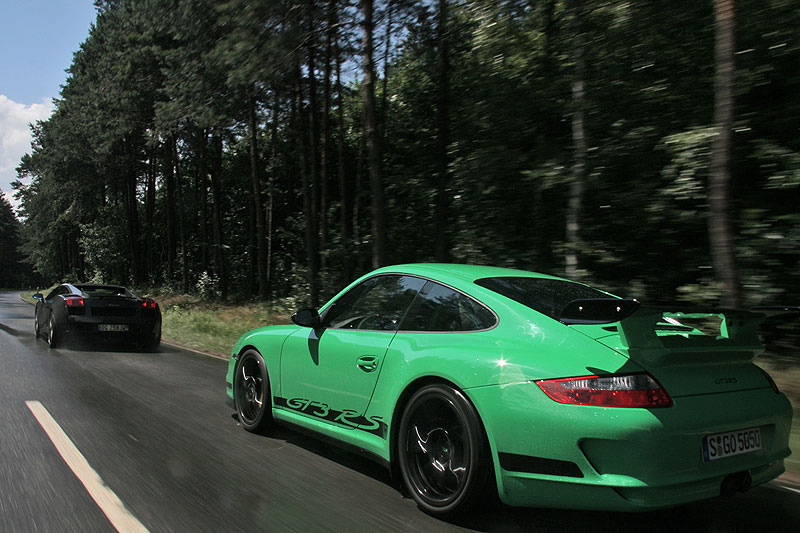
[47,313,60,348]
[234,349,272,433]
[397,384,490,516]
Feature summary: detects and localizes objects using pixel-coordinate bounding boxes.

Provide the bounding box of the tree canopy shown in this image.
[10,0,800,308]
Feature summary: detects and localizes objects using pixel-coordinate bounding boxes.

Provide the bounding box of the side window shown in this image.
[45,286,66,301]
[400,281,496,332]
[322,275,425,331]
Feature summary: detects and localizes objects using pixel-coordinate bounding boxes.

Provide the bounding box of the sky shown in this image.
[0,1,98,210]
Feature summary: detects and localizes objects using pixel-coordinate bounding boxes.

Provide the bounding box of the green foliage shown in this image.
[8,0,800,313]
[0,192,27,288]
[78,210,130,283]
[159,294,292,355]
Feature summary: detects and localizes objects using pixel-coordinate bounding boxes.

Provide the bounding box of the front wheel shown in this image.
[234,349,272,433]
[397,384,491,516]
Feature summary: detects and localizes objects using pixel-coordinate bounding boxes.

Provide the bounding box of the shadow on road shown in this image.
[249,421,800,532]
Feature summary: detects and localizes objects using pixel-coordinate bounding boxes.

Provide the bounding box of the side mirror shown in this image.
[292,308,321,328]
[33,293,44,301]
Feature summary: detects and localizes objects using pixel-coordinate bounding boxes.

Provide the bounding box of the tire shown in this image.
[234,349,272,433]
[397,384,490,516]
[34,313,40,339]
[47,313,60,348]
[141,320,162,352]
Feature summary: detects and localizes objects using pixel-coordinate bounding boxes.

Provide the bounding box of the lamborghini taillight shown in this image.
[536,373,672,408]
[64,296,85,307]
[64,296,85,315]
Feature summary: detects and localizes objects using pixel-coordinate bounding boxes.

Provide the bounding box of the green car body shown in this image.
[225,263,792,514]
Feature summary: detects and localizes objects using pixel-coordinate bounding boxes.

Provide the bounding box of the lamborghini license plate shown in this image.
[98,324,129,332]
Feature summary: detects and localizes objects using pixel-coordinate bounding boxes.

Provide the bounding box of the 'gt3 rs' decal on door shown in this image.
[275,396,387,438]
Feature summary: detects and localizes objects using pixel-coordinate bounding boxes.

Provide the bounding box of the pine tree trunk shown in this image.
[566,1,586,280]
[164,137,177,281]
[320,0,336,271]
[123,142,142,284]
[173,139,189,294]
[709,0,741,308]
[209,133,227,300]
[360,0,387,268]
[248,88,267,298]
[307,16,321,274]
[296,62,320,306]
[434,0,450,263]
[333,2,352,282]
[145,147,156,282]
[266,90,280,286]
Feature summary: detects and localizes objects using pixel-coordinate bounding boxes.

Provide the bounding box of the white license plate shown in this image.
[98,324,129,332]
[702,428,762,462]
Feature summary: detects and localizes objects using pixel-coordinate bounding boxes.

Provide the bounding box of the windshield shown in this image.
[475,277,613,319]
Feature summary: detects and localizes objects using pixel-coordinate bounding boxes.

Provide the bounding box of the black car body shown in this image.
[34,284,161,351]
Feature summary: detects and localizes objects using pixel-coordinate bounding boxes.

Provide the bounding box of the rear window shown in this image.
[76,285,131,297]
[474,277,612,319]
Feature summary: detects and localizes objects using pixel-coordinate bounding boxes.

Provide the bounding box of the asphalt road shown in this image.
[1,291,799,532]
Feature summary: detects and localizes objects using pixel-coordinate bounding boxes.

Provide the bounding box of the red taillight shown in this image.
[142,299,157,309]
[536,373,673,408]
[64,297,85,307]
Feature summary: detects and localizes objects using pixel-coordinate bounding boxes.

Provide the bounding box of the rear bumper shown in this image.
[467,383,793,511]
[64,315,160,338]
[497,458,785,512]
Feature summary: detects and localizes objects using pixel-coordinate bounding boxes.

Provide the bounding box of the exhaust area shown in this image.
[720,471,752,498]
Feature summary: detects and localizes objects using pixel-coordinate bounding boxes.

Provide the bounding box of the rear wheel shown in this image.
[47,313,60,348]
[397,384,491,516]
[141,320,162,352]
[234,349,272,433]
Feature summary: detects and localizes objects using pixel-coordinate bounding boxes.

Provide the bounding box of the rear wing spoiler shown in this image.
[559,299,800,326]
[559,299,799,362]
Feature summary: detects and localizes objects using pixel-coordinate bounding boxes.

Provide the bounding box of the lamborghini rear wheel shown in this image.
[47,313,60,348]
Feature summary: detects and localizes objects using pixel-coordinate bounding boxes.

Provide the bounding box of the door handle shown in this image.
[356,356,379,373]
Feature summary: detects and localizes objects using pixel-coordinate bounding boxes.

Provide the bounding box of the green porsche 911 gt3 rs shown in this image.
[225,264,793,516]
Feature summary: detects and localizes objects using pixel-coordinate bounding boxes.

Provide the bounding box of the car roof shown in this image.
[61,283,131,295]
[72,283,128,291]
[369,263,566,284]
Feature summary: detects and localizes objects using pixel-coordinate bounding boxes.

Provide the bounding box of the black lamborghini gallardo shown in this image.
[34,283,161,351]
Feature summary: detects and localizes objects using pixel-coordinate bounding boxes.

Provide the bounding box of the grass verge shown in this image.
[156,293,292,357]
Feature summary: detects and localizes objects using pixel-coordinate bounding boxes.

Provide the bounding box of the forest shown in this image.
[3,0,799,310]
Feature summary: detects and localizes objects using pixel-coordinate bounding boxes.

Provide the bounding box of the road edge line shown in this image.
[25,401,149,533]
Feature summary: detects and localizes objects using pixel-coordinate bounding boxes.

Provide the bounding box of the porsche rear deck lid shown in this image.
[558,298,641,325]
